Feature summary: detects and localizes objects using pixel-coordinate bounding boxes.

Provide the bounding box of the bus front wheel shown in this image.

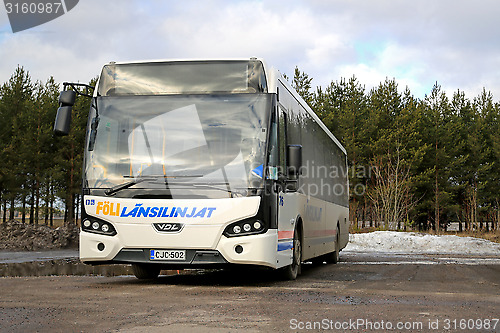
[280,226,302,280]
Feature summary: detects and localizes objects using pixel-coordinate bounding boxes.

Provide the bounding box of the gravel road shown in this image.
[0,251,499,332]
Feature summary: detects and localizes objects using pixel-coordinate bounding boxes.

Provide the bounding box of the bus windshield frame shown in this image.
[97,60,267,96]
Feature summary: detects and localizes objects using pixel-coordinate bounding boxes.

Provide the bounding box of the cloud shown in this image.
[0,0,499,100]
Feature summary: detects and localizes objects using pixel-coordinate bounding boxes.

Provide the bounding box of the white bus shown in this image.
[54,58,349,280]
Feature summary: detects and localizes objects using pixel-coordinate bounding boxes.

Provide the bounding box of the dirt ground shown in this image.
[0,220,78,251]
[0,253,499,332]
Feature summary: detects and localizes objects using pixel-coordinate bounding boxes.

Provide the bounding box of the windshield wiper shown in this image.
[88,99,99,151]
[122,174,203,179]
[190,183,261,197]
[105,175,203,196]
[190,182,235,193]
[105,178,150,196]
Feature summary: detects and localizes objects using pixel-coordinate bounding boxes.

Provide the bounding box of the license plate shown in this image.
[150,249,186,261]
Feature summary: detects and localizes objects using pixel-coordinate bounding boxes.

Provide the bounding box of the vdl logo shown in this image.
[152,223,184,233]
[4,0,79,33]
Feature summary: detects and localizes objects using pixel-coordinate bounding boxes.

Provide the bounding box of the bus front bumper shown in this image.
[80,229,278,269]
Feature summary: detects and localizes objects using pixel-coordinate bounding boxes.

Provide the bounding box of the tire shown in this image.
[325,226,340,264]
[132,263,161,279]
[281,226,302,280]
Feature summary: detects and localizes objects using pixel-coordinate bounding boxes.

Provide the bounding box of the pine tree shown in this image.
[473,90,498,231]
[292,67,314,107]
[417,84,454,231]
[0,66,34,223]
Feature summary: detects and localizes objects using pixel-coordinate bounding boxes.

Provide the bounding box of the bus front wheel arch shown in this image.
[280,220,303,280]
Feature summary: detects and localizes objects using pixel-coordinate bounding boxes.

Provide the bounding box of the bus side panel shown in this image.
[301,195,328,261]
[277,192,348,263]
[324,201,340,254]
[276,77,349,260]
[339,213,349,250]
[276,192,303,269]
[325,202,349,253]
[276,192,343,267]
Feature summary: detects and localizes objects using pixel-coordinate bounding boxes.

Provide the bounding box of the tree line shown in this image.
[0,66,91,226]
[292,68,499,231]
[0,65,499,231]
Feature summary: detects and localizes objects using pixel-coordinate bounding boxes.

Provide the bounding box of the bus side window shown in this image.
[278,107,288,177]
[267,113,279,180]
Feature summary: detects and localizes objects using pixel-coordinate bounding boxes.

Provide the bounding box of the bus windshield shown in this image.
[84,94,272,198]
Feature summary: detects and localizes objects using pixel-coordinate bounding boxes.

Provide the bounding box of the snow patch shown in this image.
[345,231,500,255]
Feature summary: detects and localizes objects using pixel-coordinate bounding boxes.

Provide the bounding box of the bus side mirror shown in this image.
[53,90,76,136]
[287,144,302,178]
[59,90,76,106]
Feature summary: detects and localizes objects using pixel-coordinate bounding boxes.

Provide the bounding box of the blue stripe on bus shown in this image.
[278,241,293,251]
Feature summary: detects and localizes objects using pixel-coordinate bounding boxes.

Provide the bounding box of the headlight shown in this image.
[81,217,117,236]
[224,219,266,237]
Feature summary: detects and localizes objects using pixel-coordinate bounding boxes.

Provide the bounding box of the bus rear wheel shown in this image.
[325,226,340,264]
[132,263,161,279]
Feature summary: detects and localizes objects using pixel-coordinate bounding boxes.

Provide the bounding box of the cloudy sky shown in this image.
[1,0,499,99]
